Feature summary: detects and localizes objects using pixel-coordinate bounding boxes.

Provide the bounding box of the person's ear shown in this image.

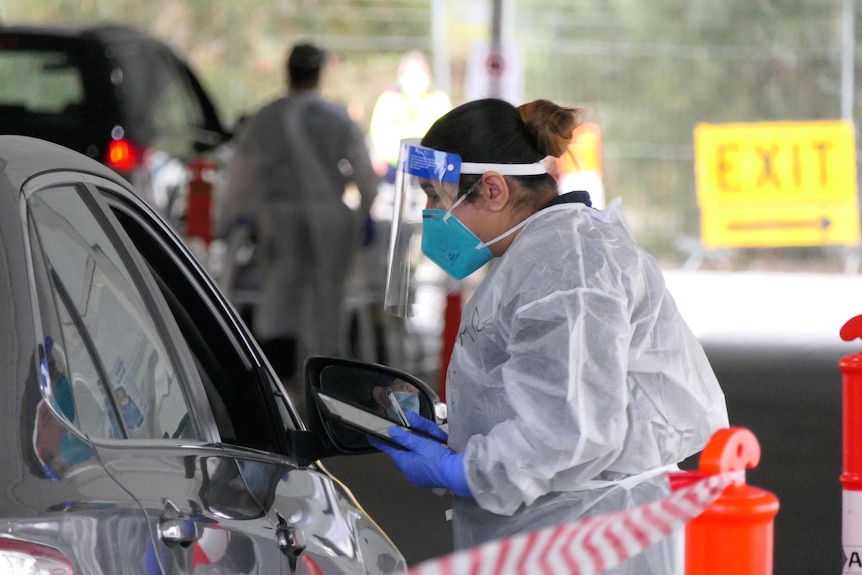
[480,172,510,213]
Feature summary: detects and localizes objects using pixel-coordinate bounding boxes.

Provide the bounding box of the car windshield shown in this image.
[0,45,85,117]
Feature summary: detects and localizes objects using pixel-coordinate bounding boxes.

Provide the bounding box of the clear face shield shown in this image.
[383,139,463,317]
[383,139,548,317]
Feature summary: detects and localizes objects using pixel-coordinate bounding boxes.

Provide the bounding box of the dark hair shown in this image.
[287,43,327,88]
[421,98,583,206]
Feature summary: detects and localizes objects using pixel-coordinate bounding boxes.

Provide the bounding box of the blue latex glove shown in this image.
[370,411,472,498]
[403,410,448,441]
[361,213,376,247]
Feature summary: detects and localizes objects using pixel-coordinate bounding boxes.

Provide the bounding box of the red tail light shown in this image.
[0,537,75,574]
[106,138,140,172]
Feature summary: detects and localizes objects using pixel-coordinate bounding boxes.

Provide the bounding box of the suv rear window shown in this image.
[0,45,86,118]
[109,41,206,135]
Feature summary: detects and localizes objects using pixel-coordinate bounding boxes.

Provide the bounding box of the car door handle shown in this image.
[159,500,200,547]
[276,512,306,558]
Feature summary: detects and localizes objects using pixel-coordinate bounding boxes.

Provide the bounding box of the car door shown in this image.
[100,170,406,574]
[22,169,286,575]
[5,154,155,574]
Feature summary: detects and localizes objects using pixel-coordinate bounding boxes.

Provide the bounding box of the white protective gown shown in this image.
[446,198,729,574]
[220,90,378,356]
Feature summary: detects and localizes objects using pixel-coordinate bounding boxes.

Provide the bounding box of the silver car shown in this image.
[0,134,429,574]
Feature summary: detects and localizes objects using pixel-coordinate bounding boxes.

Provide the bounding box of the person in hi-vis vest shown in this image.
[369,50,452,184]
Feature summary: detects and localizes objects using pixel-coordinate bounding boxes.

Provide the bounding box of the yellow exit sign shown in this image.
[694,120,859,248]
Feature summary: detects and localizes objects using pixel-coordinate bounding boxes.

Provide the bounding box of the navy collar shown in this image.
[542,190,592,210]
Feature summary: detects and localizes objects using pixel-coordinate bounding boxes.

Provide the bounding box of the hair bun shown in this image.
[517,100,584,158]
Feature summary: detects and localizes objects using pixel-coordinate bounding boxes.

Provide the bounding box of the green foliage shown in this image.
[516,0,852,262]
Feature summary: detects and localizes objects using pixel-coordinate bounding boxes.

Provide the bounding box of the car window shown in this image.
[106,192,296,457]
[150,58,206,137]
[27,183,198,441]
[0,46,85,117]
[111,41,205,135]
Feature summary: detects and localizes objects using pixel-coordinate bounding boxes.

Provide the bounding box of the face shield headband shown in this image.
[384,139,547,317]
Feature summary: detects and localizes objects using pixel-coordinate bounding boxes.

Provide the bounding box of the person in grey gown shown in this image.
[221,43,378,381]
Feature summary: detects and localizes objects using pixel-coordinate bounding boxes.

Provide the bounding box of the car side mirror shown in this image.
[303,356,446,454]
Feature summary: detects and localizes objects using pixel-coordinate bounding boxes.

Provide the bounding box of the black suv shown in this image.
[0,23,229,227]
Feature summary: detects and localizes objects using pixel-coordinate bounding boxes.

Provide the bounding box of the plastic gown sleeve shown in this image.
[345,123,380,214]
[463,286,633,516]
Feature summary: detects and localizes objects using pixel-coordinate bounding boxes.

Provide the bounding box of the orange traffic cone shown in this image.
[437,290,462,401]
[186,157,214,245]
[839,315,862,571]
[671,427,779,575]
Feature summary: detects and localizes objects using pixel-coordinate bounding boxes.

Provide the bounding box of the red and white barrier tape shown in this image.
[408,472,738,575]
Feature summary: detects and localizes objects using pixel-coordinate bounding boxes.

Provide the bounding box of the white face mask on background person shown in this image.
[399,67,431,97]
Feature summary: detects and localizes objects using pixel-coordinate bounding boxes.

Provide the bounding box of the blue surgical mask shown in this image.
[422,189,530,280]
[387,391,421,420]
[421,208,494,280]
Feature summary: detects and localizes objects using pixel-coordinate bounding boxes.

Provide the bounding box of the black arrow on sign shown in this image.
[726,217,832,231]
